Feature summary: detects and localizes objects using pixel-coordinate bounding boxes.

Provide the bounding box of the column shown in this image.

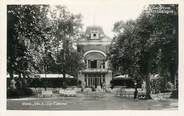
[99,76,102,86]
[90,77,92,87]
[103,74,105,82]
[92,77,93,87]
[89,77,91,87]
[101,74,103,82]
[97,77,99,86]
[86,60,88,68]
[105,61,108,69]
[105,71,112,87]
[86,75,88,87]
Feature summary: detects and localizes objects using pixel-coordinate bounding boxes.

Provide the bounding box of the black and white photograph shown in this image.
[1,0,183,113]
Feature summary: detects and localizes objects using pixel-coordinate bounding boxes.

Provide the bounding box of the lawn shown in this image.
[7,93,178,110]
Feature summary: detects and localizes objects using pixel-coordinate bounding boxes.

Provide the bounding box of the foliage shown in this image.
[28,78,79,88]
[109,4,178,99]
[110,78,142,88]
[47,5,85,77]
[7,88,33,98]
[170,89,178,98]
[7,5,50,78]
[7,5,85,80]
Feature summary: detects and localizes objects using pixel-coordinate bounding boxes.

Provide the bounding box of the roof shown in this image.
[85,26,105,35]
[36,74,74,78]
[77,26,112,43]
[113,75,131,79]
[80,69,111,73]
[7,74,74,78]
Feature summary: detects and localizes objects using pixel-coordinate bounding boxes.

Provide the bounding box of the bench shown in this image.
[115,88,146,98]
[59,89,77,97]
[41,90,53,97]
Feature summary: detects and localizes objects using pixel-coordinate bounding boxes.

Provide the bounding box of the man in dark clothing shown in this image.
[134,82,138,99]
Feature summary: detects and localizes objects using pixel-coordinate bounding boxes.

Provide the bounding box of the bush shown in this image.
[170,90,178,98]
[28,78,79,88]
[7,88,33,98]
[151,78,174,93]
[110,78,141,88]
[7,78,80,89]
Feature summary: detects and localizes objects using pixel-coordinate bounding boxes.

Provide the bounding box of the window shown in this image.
[91,60,97,68]
[91,32,99,39]
[87,60,97,68]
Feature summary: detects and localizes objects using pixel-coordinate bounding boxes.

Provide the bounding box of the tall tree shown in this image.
[7,5,50,79]
[148,5,178,85]
[109,4,178,99]
[47,5,84,79]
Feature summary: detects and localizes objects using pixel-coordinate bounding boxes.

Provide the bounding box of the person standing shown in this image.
[134,81,138,99]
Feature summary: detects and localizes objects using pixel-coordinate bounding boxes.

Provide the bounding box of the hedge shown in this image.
[7,78,80,88]
[7,88,33,98]
[110,78,141,88]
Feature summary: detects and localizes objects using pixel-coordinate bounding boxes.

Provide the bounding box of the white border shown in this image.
[0,0,184,116]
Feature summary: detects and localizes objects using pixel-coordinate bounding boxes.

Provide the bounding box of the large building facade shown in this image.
[77,26,112,88]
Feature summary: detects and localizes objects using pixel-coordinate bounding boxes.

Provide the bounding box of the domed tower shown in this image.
[77,26,112,88]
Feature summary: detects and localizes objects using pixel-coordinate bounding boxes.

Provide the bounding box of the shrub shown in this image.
[110,78,141,88]
[170,89,178,98]
[28,78,79,88]
[7,88,33,98]
[151,77,174,93]
[7,78,80,89]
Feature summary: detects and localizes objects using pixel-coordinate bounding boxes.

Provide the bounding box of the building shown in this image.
[77,26,112,88]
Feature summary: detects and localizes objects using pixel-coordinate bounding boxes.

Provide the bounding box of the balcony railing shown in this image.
[81,68,111,73]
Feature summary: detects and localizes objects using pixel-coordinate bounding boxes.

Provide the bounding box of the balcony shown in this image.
[80,68,110,73]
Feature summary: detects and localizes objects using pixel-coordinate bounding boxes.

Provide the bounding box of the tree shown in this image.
[109,4,178,99]
[7,5,85,90]
[7,5,50,80]
[148,5,178,86]
[46,5,85,81]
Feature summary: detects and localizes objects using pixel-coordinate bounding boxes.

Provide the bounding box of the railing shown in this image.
[81,68,109,73]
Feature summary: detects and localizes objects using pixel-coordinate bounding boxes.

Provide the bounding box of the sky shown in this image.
[53,0,148,38]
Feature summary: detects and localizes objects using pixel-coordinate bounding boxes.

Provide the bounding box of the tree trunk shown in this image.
[62,41,66,88]
[44,65,47,91]
[63,72,66,79]
[145,74,151,99]
[145,52,152,99]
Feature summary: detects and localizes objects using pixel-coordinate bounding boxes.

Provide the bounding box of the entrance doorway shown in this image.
[85,74,105,88]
